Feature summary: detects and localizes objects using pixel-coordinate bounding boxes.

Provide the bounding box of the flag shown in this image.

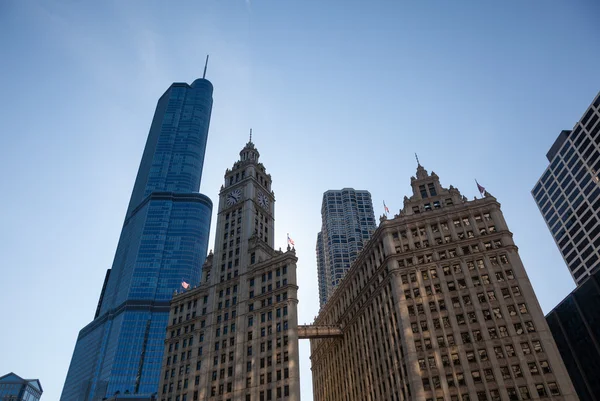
[181,281,190,290]
[383,201,390,214]
[476,180,486,196]
[287,233,295,246]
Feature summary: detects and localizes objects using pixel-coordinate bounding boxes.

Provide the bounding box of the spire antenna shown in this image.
[415,153,420,166]
[203,55,209,79]
[249,128,253,143]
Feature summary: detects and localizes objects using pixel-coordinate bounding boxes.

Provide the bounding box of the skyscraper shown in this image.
[531,91,600,285]
[316,189,376,307]
[0,372,43,401]
[546,269,600,401]
[311,165,577,400]
[158,139,301,401]
[61,77,214,401]
[530,91,600,401]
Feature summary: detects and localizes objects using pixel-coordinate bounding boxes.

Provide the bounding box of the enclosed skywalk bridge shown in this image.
[298,325,343,339]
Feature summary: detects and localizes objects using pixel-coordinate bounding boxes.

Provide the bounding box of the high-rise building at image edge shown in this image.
[546,268,600,401]
[311,165,578,400]
[532,91,600,285]
[316,189,376,307]
[530,91,600,401]
[61,76,214,401]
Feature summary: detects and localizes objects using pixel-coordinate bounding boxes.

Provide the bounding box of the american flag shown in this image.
[181,281,190,290]
[476,180,486,196]
[383,201,390,214]
[287,233,295,246]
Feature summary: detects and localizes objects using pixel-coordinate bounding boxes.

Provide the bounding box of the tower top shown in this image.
[240,132,260,162]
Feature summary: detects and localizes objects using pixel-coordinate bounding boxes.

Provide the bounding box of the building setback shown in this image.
[531,91,600,285]
[546,268,600,401]
[158,140,300,401]
[61,77,214,401]
[316,189,376,307]
[310,165,577,401]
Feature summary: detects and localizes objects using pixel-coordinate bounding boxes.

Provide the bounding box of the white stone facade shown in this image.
[159,141,300,401]
[311,166,578,401]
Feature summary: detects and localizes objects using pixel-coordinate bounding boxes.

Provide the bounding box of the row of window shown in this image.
[423,380,560,401]
[392,213,493,242]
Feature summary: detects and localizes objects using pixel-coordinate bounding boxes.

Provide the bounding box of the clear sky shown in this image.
[0,1,599,400]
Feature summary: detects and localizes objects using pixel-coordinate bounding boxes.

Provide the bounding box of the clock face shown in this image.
[226,189,242,207]
[257,191,270,209]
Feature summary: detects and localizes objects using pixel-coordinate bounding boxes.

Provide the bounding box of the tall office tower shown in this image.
[310,165,577,401]
[546,269,600,401]
[0,372,43,401]
[316,189,376,307]
[158,139,300,401]
[61,77,214,401]
[531,91,600,285]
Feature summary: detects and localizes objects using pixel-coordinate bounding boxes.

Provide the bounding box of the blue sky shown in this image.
[0,1,599,400]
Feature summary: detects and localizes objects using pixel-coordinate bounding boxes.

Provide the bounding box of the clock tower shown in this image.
[212,139,276,284]
[160,138,301,401]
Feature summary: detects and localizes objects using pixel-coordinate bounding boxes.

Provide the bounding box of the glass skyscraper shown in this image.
[61,78,214,401]
[316,188,376,307]
[0,372,43,401]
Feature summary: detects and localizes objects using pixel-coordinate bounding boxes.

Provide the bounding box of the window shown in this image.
[535,383,547,397]
[457,372,465,386]
[528,362,539,375]
[447,335,455,346]
[484,368,494,382]
[548,382,560,396]
[540,360,551,374]
[512,364,523,378]
[422,378,431,390]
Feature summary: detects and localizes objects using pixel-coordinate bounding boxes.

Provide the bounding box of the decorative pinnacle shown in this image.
[415,153,420,166]
[249,128,253,143]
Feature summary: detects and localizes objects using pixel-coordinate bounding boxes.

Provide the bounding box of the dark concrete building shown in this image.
[546,269,600,401]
